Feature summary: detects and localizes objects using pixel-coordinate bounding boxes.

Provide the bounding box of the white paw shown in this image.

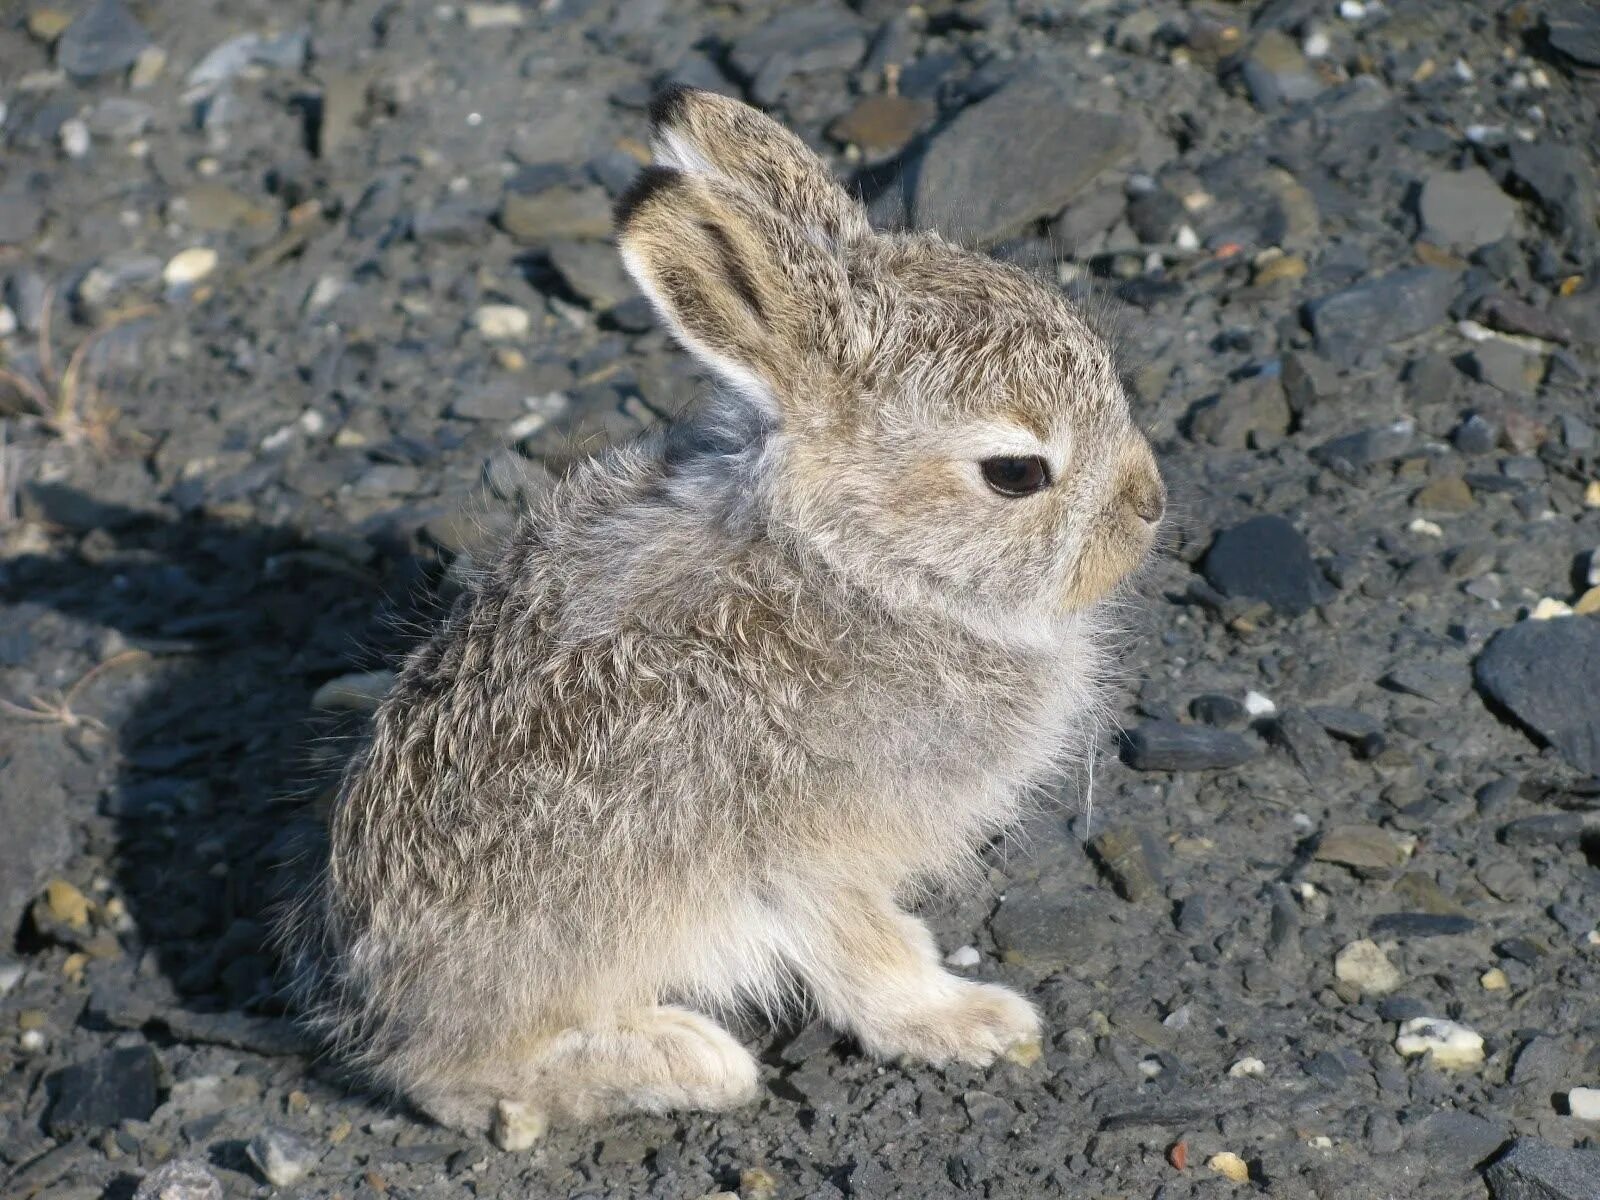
[872,979,1043,1068]
[645,1007,761,1110]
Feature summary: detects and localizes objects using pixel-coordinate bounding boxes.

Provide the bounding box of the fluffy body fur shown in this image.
[277,86,1165,1145]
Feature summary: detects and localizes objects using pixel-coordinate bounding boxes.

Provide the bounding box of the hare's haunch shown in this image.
[276,86,1165,1144]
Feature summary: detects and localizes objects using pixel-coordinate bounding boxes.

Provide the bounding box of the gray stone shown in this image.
[0,736,73,942]
[1086,826,1165,902]
[547,240,635,310]
[728,2,868,106]
[1188,374,1291,450]
[913,70,1139,245]
[1202,515,1334,616]
[1310,420,1416,477]
[247,1127,320,1188]
[0,190,44,246]
[1240,30,1323,111]
[1508,143,1596,254]
[1546,6,1600,68]
[1304,268,1458,365]
[1369,913,1479,937]
[1413,1110,1509,1166]
[56,0,150,80]
[1486,1138,1600,1200]
[1470,340,1542,395]
[1418,168,1517,250]
[1475,617,1600,774]
[501,186,612,244]
[46,1046,160,1136]
[1120,721,1260,771]
[133,1159,224,1200]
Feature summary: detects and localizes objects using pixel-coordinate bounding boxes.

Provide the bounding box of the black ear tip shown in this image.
[648,82,699,130]
[614,164,683,230]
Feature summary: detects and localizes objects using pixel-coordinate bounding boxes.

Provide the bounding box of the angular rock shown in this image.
[501,185,612,244]
[1239,30,1323,111]
[1188,374,1291,450]
[828,94,934,156]
[1418,168,1517,250]
[0,189,45,246]
[247,1127,320,1188]
[56,0,150,80]
[1202,515,1333,616]
[1310,420,1416,478]
[0,737,73,942]
[1370,913,1479,938]
[547,240,635,310]
[46,1045,161,1136]
[728,2,868,106]
[1334,939,1402,994]
[1486,1138,1600,1200]
[1413,1110,1509,1166]
[1304,268,1458,364]
[1087,826,1164,902]
[1120,721,1259,771]
[1545,7,1600,69]
[913,70,1138,245]
[1475,617,1600,774]
[134,1159,224,1200]
[1508,143,1596,254]
[1314,825,1408,872]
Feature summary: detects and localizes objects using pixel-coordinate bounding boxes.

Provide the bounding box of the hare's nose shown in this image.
[1121,440,1166,526]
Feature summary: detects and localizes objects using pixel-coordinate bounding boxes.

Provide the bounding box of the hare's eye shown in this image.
[981,455,1051,497]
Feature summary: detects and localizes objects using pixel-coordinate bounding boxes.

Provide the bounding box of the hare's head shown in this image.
[616,87,1164,625]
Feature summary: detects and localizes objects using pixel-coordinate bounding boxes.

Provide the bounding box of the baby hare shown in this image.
[278,86,1165,1148]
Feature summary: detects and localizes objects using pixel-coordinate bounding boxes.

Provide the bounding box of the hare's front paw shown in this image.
[871,979,1042,1068]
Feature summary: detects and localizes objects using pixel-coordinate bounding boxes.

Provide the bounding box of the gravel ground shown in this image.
[3,1,1600,1198]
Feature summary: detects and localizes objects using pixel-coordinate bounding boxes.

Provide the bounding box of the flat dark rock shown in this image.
[1475,617,1600,775]
[1304,267,1458,364]
[1202,515,1333,616]
[1120,721,1259,771]
[56,0,151,80]
[46,1045,160,1136]
[913,70,1138,245]
[1486,1137,1600,1200]
[1370,913,1479,938]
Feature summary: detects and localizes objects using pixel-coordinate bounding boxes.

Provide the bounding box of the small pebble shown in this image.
[246,1128,319,1188]
[1528,597,1573,620]
[1228,1056,1266,1078]
[1335,939,1402,995]
[473,304,531,340]
[163,247,218,287]
[1585,481,1600,508]
[1208,1151,1250,1183]
[1568,1088,1600,1120]
[60,117,90,159]
[1396,1017,1485,1070]
[1243,690,1275,717]
[133,1158,224,1200]
[1481,967,1509,990]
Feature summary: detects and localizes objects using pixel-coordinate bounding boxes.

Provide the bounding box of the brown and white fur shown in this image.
[276,86,1165,1148]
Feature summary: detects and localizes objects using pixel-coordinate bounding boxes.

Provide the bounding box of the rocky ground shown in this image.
[2,0,1600,1197]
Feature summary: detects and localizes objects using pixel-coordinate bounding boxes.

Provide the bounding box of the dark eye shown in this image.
[980,455,1052,497]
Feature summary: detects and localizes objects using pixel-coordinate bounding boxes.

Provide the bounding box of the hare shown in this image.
[277,85,1165,1149]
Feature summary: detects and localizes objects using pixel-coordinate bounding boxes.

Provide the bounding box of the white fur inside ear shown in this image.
[617,243,778,415]
[652,129,715,177]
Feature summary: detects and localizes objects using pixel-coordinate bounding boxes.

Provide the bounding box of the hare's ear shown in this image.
[615,167,857,409]
[648,85,870,248]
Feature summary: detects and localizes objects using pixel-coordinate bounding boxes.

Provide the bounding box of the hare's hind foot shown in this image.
[410,1005,759,1148]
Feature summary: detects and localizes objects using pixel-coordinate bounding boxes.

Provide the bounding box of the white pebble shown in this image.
[473,304,531,340]
[1243,690,1275,717]
[1228,1056,1266,1078]
[1137,1057,1163,1079]
[1453,59,1475,82]
[1308,1135,1334,1149]
[1175,224,1200,252]
[1335,939,1402,995]
[1408,518,1444,538]
[464,3,524,27]
[60,117,90,159]
[20,1028,46,1052]
[1586,549,1600,588]
[945,945,981,969]
[1568,1088,1600,1121]
[0,305,16,338]
[299,410,327,436]
[1530,67,1551,89]
[0,960,24,995]
[1395,1017,1484,1070]
[304,275,344,313]
[1527,597,1573,621]
[163,247,219,287]
[1338,0,1365,19]
[1303,29,1331,58]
